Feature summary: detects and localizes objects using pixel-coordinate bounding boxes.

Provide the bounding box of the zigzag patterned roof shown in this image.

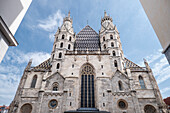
[124,58,140,68]
[74,25,100,51]
[33,58,51,71]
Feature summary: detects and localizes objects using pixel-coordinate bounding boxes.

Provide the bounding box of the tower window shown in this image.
[60,42,63,48]
[103,93,105,97]
[69,92,71,96]
[103,37,105,41]
[118,81,123,91]
[31,75,37,88]
[56,63,60,69]
[104,44,106,49]
[111,42,114,47]
[110,35,113,39]
[53,82,58,91]
[102,72,104,75]
[72,64,74,68]
[68,44,71,50]
[62,35,65,39]
[52,54,55,60]
[114,60,118,67]
[69,36,72,41]
[139,75,146,89]
[112,51,116,56]
[103,103,105,107]
[101,65,103,68]
[70,102,72,106]
[54,45,56,50]
[59,52,62,58]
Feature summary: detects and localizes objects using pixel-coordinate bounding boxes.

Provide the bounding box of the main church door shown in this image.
[80,64,95,108]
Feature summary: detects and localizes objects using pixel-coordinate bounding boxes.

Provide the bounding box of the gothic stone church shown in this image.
[9,12,167,113]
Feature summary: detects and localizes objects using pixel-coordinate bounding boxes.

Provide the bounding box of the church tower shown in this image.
[9,11,167,113]
[100,11,124,71]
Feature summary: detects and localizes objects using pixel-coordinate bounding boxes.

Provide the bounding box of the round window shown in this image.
[49,100,58,109]
[118,100,128,109]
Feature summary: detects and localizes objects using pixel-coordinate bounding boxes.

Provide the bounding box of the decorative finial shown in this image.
[68,11,70,17]
[104,10,107,16]
[87,20,88,25]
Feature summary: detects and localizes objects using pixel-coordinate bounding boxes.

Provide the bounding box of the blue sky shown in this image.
[0,0,169,105]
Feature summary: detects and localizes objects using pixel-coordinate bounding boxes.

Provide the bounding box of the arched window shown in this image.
[111,42,114,47]
[103,37,105,41]
[52,82,58,91]
[20,103,32,113]
[52,54,54,60]
[114,60,118,67]
[62,35,65,39]
[69,36,72,41]
[118,81,123,90]
[104,44,106,49]
[110,35,113,39]
[68,44,71,50]
[31,75,37,88]
[144,105,156,113]
[139,76,146,89]
[59,52,62,58]
[113,51,116,56]
[60,42,63,48]
[56,63,60,69]
[54,45,56,50]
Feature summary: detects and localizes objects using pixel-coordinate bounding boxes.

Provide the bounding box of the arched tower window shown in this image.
[56,63,60,69]
[103,37,105,41]
[60,42,63,48]
[118,81,123,91]
[110,35,113,39]
[69,36,72,41]
[62,35,65,39]
[104,44,106,49]
[144,105,156,113]
[52,82,58,91]
[59,52,62,58]
[68,44,71,50]
[114,60,118,67]
[52,54,54,60]
[31,75,37,88]
[113,51,116,56]
[81,63,95,108]
[111,42,114,47]
[54,45,56,50]
[139,75,146,89]
[20,103,32,113]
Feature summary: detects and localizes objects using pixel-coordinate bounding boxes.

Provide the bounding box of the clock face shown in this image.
[49,100,58,109]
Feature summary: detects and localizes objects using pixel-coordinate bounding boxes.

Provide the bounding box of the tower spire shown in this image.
[68,10,70,17]
[104,10,107,17]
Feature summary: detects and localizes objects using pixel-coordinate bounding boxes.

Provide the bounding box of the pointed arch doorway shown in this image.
[80,63,95,108]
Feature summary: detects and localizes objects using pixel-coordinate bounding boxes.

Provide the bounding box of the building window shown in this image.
[139,75,146,89]
[56,63,60,69]
[72,64,74,68]
[69,36,72,41]
[101,65,103,68]
[103,103,105,107]
[81,63,95,108]
[62,35,65,39]
[110,35,113,39]
[48,99,58,109]
[113,51,116,56]
[60,42,63,48]
[102,72,104,75]
[144,105,156,113]
[54,45,56,50]
[114,60,118,67]
[69,92,71,96]
[31,75,37,88]
[71,73,73,75]
[118,81,123,91]
[53,82,58,91]
[104,44,106,49]
[70,102,72,106]
[118,99,128,109]
[59,52,62,58]
[52,54,55,60]
[68,44,71,50]
[103,93,105,97]
[20,104,32,113]
[103,37,105,41]
[111,42,114,47]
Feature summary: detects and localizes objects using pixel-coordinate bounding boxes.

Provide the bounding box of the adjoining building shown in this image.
[140,0,170,64]
[9,12,167,113]
[0,0,32,63]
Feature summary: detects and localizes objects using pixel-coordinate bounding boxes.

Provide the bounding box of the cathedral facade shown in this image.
[9,12,167,113]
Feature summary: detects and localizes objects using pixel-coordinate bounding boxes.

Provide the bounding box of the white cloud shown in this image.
[0,49,50,105]
[161,87,170,94]
[38,10,65,42]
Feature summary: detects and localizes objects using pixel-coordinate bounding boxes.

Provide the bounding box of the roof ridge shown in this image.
[76,25,98,35]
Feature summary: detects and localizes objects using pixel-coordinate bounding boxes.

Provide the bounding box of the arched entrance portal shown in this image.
[80,63,95,108]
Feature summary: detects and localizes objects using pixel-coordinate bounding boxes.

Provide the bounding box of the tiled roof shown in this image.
[32,58,51,71]
[124,58,140,68]
[74,25,100,51]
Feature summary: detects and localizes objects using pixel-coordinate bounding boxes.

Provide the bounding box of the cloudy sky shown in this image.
[0,0,169,105]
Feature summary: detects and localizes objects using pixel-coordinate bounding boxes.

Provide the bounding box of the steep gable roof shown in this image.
[32,58,51,71]
[74,25,100,51]
[124,58,140,68]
